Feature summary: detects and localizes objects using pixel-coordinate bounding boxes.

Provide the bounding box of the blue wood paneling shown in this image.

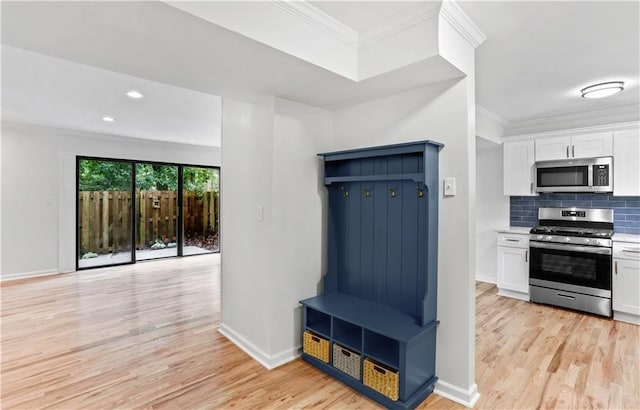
[346,182,361,296]
[400,180,419,317]
[373,179,388,303]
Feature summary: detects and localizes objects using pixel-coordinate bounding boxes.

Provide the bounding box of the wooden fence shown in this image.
[78,190,218,254]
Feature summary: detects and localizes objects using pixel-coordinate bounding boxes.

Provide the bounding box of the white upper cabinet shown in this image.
[535,132,613,161]
[535,136,571,161]
[503,140,536,196]
[613,129,640,196]
[572,132,613,158]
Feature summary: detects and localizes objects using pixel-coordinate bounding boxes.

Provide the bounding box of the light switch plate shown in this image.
[257,205,264,222]
[444,177,456,196]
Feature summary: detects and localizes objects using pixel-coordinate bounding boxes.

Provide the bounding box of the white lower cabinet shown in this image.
[497,232,530,301]
[613,241,640,325]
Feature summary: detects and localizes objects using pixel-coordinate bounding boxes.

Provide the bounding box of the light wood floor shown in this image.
[2,256,639,409]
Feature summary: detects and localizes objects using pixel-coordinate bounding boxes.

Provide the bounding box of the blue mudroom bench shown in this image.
[300,140,442,409]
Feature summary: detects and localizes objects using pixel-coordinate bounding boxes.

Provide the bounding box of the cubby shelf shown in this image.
[305,308,331,338]
[333,317,362,352]
[301,140,442,409]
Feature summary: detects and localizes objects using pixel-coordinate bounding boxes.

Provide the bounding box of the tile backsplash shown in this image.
[510,194,640,234]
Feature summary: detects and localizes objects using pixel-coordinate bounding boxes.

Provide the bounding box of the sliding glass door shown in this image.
[77,157,219,270]
[135,163,179,261]
[183,166,220,255]
[77,159,134,268]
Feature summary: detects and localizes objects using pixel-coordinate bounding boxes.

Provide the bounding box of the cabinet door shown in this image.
[503,140,536,196]
[497,246,529,294]
[613,129,640,196]
[572,132,613,159]
[613,258,640,315]
[535,136,571,161]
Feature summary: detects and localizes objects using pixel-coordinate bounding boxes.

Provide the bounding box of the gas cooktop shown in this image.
[529,226,613,238]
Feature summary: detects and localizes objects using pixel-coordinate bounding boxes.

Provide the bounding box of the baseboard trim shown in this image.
[0,269,59,282]
[497,288,530,302]
[219,323,301,370]
[475,275,497,284]
[613,310,640,325]
[434,380,480,408]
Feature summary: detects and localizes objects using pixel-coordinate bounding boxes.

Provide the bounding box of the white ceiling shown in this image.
[1,1,638,143]
[2,46,222,147]
[459,1,640,124]
[1,1,462,144]
[309,1,422,32]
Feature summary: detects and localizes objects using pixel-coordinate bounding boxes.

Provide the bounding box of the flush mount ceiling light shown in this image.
[126,90,144,99]
[102,116,116,122]
[581,81,624,99]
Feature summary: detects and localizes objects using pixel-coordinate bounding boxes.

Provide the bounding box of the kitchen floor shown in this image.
[1,258,638,409]
[475,282,639,409]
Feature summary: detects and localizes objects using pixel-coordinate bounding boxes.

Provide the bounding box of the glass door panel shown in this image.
[135,163,179,261]
[182,167,219,255]
[77,159,133,269]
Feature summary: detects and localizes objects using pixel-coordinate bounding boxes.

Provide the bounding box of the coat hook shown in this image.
[363,187,371,198]
[389,186,396,198]
[340,186,350,198]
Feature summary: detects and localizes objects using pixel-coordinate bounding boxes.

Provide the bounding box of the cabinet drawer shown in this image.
[613,242,640,260]
[497,233,529,249]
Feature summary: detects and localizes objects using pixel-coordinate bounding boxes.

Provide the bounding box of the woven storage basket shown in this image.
[363,358,399,401]
[303,331,330,363]
[332,344,361,380]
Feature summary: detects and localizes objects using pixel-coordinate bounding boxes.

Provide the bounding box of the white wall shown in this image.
[476,106,505,144]
[0,122,220,280]
[219,98,275,359]
[168,1,358,80]
[269,98,332,356]
[332,78,479,403]
[475,137,509,283]
[219,97,332,367]
[219,25,479,408]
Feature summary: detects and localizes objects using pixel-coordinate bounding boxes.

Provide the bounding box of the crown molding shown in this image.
[502,121,640,142]
[504,104,640,137]
[268,0,359,49]
[360,3,441,46]
[439,0,487,49]
[476,104,508,126]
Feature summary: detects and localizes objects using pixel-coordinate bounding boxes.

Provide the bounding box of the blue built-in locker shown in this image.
[300,140,442,409]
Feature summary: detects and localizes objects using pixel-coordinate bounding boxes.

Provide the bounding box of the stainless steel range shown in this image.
[529,207,613,317]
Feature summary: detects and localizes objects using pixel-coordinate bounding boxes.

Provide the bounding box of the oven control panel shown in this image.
[561,210,586,217]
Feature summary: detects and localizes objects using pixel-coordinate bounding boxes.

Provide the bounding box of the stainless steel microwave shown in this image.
[535,157,613,193]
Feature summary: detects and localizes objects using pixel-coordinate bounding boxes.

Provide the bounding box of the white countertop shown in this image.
[495,226,532,234]
[612,233,640,243]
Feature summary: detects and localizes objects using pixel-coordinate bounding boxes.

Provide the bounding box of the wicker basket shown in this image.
[303,331,330,363]
[332,344,361,380]
[363,358,399,401]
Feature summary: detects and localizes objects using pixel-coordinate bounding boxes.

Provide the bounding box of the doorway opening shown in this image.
[77,157,219,269]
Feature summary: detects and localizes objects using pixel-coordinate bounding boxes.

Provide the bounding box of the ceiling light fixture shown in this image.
[581,81,624,99]
[102,116,116,122]
[126,90,144,99]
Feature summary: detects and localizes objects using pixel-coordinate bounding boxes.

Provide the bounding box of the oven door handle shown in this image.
[529,241,612,255]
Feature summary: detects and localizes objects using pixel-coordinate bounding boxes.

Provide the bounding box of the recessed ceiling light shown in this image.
[126,90,144,99]
[581,82,624,99]
[102,116,116,122]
